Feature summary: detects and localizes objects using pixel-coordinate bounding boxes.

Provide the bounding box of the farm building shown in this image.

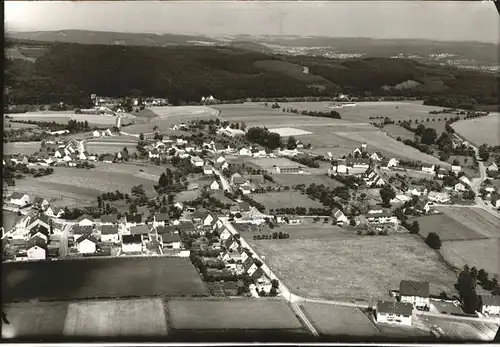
[364,169,386,187]
[153,213,169,227]
[231,173,246,185]
[370,152,384,161]
[76,214,95,227]
[76,234,98,254]
[421,164,435,174]
[427,191,450,204]
[26,237,47,260]
[366,209,398,225]
[375,300,413,326]
[204,165,214,175]
[239,183,253,195]
[219,126,246,138]
[210,180,220,190]
[487,162,498,173]
[481,296,500,316]
[414,199,431,214]
[437,167,449,179]
[121,234,142,253]
[9,192,30,207]
[100,225,119,242]
[399,280,430,309]
[190,156,204,167]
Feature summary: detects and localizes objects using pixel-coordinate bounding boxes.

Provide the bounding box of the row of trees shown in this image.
[245,127,282,150]
[253,232,290,240]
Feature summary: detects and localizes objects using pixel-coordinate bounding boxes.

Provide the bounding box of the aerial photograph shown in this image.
[2,0,500,343]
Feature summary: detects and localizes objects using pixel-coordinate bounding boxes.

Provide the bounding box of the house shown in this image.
[54,149,64,158]
[100,214,118,225]
[491,193,500,209]
[459,175,472,187]
[219,228,232,241]
[375,300,413,326]
[454,182,467,192]
[231,173,246,185]
[332,208,349,226]
[348,158,370,170]
[352,147,363,157]
[203,165,214,175]
[451,165,462,174]
[381,158,399,169]
[149,149,160,159]
[130,225,151,241]
[115,151,128,162]
[9,192,30,207]
[76,234,98,254]
[487,162,498,173]
[239,183,252,195]
[216,156,226,164]
[102,154,114,163]
[366,210,398,225]
[421,164,435,174]
[121,234,142,253]
[370,151,384,161]
[174,202,184,211]
[364,169,386,187]
[224,236,240,251]
[154,213,169,227]
[399,280,430,309]
[71,225,93,239]
[26,214,51,234]
[238,148,252,156]
[481,295,500,316]
[26,237,47,260]
[210,180,220,190]
[243,257,258,276]
[76,214,94,227]
[427,191,450,204]
[407,186,428,197]
[100,225,119,242]
[236,207,268,225]
[329,161,348,175]
[160,232,182,249]
[414,199,431,214]
[28,230,49,244]
[32,197,49,211]
[125,214,143,228]
[253,149,267,158]
[45,206,64,218]
[190,156,204,167]
[437,167,449,179]
[92,130,101,137]
[215,161,229,171]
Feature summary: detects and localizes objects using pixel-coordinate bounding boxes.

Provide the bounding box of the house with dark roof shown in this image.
[414,198,431,214]
[375,300,413,326]
[481,296,500,316]
[28,228,49,243]
[231,173,246,186]
[9,192,30,207]
[154,213,169,227]
[100,225,119,242]
[76,214,94,227]
[176,221,196,234]
[130,225,151,241]
[125,214,143,228]
[32,197,49,211]
[102,154,115,163]
[121,234,142,253]
[26,215,51,234]
[100,214,118,225]
[45,206,64,218]
[399,280,430,309]
[72,225,93,238]
[76,234,98,254]
[160,232,182,249]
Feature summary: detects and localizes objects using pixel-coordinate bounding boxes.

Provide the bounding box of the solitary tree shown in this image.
[379,185,396,207]
[425,232,442,250]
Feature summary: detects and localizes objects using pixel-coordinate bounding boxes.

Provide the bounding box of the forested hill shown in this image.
[5,40,499,107]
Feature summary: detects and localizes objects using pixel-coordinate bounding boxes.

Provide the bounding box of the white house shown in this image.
[76,235,97,254]
[27,243,47,260]
[421,164,435,173]
[203,213,215,226]
[219,228,232,241]
[216,156,226,164]
[9,192,30,207]
[100,225,120,243]
[174,202,184,211]
[204,165,214,175]
[332,208,349,226]
[45,206,64,218]
[78,152,88,161]
[437,168,449,179]
[375,301,413,326]
[459,176,472,187]
[190,156,204,167]
[399,280,430,309]
[92,130,101,137]
[329,161,348,175]
[238,148,252,156]
[414,199,431,214]
[454,182,467,192]
[149,149,160,159]
[153,213,169,228]
[210,180,220,190]
[427,191,450,204]
[370,151,384,161]
[76,214,94,227]
[481,295,500,316]
[487,162,498,173]
[451,165,462,174]
[121,234,142,253]
[160,233,182,249]
[239,183,252,195]
[366,210,398,225]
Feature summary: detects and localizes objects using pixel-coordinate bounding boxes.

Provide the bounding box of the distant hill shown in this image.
[4,39,499,107]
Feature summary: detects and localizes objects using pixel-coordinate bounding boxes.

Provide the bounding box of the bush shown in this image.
[425,232,442,250]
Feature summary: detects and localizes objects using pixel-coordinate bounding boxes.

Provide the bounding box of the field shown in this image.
[2,302,68,339]
[85,136,139,154]
[2,257,207,302]
[63,299,168,337]
[4,119,40,129]
[4,141,41,155]
[418,316,498,341]
[300,303,380,337]
[246,157,306,171]
[382,124,415,141]
[167,299,303,330]
[271,174,344,189]
[176,190,202,202]
[440,238,500,278]
[436,207,500,238]
[247,232,458,301]
[5,111,136,127]
[412,214,485,241]
[269,127,313,137]
[452,113,500,147]
[2,211,23,232]
[252,191,324,211]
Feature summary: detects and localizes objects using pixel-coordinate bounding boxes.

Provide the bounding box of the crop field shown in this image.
[269,127,313,137]
[382,124,415,141]
[5,111,133,127]
[63,299,168,337]
[436,207,500,238]
[418,316,497,341]
[252,191,324,211]
[166,299,303,330]
[300,303,380,337]
[248,234,457,301]
[4,141,42,155]
[4,119,39,129]
[2,302,68,339]
[272,174,344,189]
[440,238,500,277]
[452,113,500,147]
[86,143,138,154]
[412,214,485,241]
[2,257,207,302]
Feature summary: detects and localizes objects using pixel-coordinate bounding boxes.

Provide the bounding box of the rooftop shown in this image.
[377,300,413,316]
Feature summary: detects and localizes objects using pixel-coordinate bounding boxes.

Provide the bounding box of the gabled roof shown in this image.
[72,225,93,235]
[162,233,181,243]
[10,192,28,199]
[422,163,435,169]
[27,236,47,250]
[400,280,430,297]
[130,225,150,235]
[122,234,142,244]
[415,198,429,209]
[377,300,413,316]
[30,214,51,226]
[126,214,142,223]
[76,234,98,244]
[101,225,119,235]
[155,213,169,222]
[251,267,265,280]
[29,225,49,238]
[192,209,209,219]
[177,221,195,232]
[76,214,94,223]
[101,214,118,223]
[203,164,213,170]
[33,196,47,205]
[238,201,250,212]
[156,225,177,234]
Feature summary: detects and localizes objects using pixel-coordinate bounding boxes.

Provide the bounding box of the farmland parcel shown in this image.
[2,258,208,302]
[248,233,457,301]
[452,113,500,147]
[252,191,324,212]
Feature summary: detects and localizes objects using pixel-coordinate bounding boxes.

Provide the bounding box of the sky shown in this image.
[4,1,500,43]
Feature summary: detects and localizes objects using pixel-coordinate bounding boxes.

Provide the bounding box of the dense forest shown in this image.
[4,40,499,107]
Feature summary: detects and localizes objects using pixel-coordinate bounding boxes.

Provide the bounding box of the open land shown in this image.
[2,210,23,232]
[436,206,500,239]
[4,141,42,155]
[166,299,303,330]
[269,127,313,137]
[4,119,39,129]
[381,124,415,141]
[300,303,380,337]
[440,238,500,278]
[2,257,207,302]
[247,231,458,301]
[418,315,499,341]
[412,214,486,241]
[252,191,324,211]
[452,113,500,147]
[271,174,344,189]
[5,111,136,126]
[246,157,307,171]
[63,299,168,337]
[1,302,69,339]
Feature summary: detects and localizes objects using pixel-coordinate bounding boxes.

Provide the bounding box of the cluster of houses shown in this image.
[375,280,500,327]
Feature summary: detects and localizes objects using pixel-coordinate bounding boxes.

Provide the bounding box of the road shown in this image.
[59,223,70,257]
[213,168,232,192]
[417,310,500,324]
[78,140,86,153]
